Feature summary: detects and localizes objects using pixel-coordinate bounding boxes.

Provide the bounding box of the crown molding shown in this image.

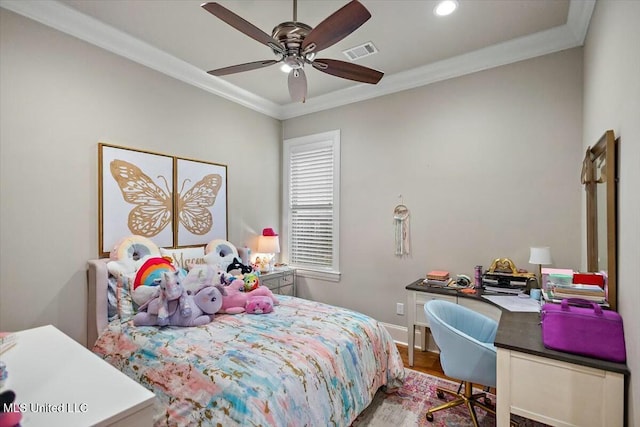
[280,0,596,119]
[1,0,595,120]
[0,0,281,118]
[566,0,596,43]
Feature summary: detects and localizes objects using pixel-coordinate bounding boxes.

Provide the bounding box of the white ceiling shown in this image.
[1,0,595,119]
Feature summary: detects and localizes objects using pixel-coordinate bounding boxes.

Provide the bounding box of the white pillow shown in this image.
[160,247,206,270]
[204,239,239,270]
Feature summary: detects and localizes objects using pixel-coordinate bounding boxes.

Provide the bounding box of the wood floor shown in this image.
[397,343,498,395]
[395,343,450,380]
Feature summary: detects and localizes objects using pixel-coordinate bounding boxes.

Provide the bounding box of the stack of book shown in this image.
[483,283,524,294]
[0,332,17,355]
[550,284,606,303]
[423,270,451,287]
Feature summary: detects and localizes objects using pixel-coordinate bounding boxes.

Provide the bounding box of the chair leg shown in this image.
[426,381,497,425]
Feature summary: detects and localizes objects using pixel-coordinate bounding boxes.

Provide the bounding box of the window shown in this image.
[282,130,340,281]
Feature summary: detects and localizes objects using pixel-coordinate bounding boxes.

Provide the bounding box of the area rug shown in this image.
[352,369,550,427]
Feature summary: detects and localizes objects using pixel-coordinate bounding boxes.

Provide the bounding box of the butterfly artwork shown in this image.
[109,159,223,238]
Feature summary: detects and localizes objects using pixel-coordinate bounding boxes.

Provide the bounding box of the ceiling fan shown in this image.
[201,0,384,103]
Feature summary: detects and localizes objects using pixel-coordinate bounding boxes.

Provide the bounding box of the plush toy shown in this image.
[219,280,278,314]
[226,257,253,276]
[135,270,192,326]
[134,284,226,327]
[183,264,219,294]
[130,257,186,308]
[245,296,274,314]
[219,271,238,286]
[243,272,260,292]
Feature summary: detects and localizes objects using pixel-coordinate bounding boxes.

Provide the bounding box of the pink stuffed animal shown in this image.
[219,279,278,314]
[245,296,274,314]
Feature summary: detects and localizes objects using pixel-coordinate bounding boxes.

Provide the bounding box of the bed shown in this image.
[87,259,405,426]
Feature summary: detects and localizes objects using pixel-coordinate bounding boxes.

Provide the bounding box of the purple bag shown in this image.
[541,298,626,363]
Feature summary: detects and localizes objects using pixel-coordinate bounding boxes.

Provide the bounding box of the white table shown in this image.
[406,280,628,425]
[495,312,627,427]
[0,325,156,426]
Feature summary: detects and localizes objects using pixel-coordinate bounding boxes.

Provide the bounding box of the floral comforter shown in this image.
[93,296,405,427]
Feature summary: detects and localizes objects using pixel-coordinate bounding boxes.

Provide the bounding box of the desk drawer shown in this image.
[415,293,456,326]
[498,350,624,427]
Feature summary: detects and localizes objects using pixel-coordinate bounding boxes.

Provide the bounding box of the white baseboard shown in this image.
[380,321,439,353]
[381,321,411,346]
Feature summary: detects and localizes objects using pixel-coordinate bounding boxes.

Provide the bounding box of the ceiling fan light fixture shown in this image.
[202,0,383,104]
[434,0,458,17]
[280,63,292,73]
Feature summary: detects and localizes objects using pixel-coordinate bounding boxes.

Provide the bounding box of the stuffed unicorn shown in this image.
[154,270,191,325]
[133,269,225,327]
[133,283,226,327]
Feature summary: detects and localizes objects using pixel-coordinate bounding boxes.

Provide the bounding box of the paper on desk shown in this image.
[483,295,541,312]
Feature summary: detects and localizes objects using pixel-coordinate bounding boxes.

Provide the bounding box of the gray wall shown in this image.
[284,48,584,327]
[583,1,640,423]
[0,9,282,345]
[3,3,637,423]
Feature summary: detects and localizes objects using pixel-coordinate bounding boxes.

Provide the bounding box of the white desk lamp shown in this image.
[529,246,552,288]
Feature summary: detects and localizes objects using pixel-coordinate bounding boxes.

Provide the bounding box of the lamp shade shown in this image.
[529,246,552,265]
[258,235,280,254]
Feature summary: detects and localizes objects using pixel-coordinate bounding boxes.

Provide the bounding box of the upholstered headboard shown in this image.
[86,259,110,348]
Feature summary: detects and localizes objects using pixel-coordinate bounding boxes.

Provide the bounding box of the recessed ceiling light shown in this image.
[434,0,458,16]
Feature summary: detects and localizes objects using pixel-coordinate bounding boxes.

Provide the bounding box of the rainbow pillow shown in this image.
[131,257,180,307]
[133,257,176,289]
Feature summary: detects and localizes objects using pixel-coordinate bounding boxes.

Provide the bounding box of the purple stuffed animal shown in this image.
[134,282,226,327]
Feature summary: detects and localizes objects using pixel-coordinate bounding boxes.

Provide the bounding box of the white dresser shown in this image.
[0,325,155,426]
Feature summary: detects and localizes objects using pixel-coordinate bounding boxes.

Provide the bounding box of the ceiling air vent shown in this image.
[342,41,378,61]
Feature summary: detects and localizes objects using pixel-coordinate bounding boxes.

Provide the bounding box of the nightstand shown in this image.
[260,269,295,296]
[0,325,155,426]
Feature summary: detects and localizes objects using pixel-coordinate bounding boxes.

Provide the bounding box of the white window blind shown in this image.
[283,131,340,280]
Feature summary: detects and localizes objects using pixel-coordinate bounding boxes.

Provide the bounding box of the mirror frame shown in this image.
[582,130,617,310]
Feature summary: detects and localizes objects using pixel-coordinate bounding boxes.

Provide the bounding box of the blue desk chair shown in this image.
[424,299,498,426]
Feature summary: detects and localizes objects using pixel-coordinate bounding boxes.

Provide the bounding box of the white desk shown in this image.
[495,311,628,427]
[0,325,156,426]
[405,280,629,426]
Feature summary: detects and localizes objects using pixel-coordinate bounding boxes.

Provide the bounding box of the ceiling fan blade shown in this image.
[201,2,284,53]
[207,59,278,76]
[312,59,383,84]
[288,68,308,103]
[301,1,371,54]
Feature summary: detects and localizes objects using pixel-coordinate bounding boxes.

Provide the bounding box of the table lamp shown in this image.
[257,228,280,272]
[529,246,552,288]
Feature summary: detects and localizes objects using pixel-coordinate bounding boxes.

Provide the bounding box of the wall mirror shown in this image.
[581,130,618,310]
